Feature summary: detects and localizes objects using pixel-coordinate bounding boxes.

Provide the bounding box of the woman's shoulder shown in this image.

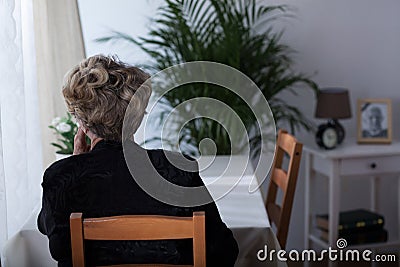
[42,153,91,188]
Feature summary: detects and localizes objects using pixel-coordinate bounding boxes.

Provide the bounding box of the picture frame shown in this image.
[357,98,392,144]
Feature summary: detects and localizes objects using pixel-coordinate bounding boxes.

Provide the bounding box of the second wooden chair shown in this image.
[266,129,303,249]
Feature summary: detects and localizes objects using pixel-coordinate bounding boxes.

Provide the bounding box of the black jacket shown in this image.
[37,140,238,266]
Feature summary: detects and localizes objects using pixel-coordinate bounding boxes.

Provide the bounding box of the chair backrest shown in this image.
[266,129,303,249]
[70,211,206,267]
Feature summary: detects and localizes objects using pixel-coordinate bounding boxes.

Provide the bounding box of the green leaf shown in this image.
[51,142,66,150]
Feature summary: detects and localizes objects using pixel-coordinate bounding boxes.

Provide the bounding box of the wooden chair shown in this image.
[266,129,303,249]
[70,212,206,267]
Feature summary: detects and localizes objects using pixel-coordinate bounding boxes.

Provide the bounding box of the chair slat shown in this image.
[83,215,194,240]
[278,132,296,155]
[271,168,288,192]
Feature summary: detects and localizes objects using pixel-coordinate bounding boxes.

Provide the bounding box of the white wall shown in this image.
[78,0,163,64]
[78,0,400,250]
[269,0,400,140]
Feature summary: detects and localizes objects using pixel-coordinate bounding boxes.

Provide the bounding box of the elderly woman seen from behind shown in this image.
[38,55,238,267]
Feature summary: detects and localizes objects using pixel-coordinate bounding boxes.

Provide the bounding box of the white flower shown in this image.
[51,117,61,126]
[56,122,72,133]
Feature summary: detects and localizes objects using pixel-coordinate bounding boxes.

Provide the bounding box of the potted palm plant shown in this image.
[98,0,318,158]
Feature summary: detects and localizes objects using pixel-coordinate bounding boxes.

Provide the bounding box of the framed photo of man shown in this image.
[357,98,392,144]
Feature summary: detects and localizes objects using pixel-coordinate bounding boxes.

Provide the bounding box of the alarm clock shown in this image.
[316,123,339,149]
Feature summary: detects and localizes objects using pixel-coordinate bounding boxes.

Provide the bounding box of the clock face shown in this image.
[322,128,338,148]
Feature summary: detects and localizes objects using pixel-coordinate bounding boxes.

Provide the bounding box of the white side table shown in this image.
[304,139,400,249]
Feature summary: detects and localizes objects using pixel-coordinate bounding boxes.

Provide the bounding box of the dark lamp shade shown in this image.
[315,88,351,119]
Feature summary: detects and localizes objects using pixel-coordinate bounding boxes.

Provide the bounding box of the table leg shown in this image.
[371,249,378,267]
[304,152,312,250]
[398,177,400,245]
[328,160,340,248]
[369,177,381,267]
[370,176,379,212]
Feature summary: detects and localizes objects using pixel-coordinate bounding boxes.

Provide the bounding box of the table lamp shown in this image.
[315,88,351,149]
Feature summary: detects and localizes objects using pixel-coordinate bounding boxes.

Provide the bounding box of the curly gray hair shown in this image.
[62,55,151,141]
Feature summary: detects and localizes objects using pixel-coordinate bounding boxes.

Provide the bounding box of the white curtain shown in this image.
[33,0,86,168]
[0,0,43,249]
[0,0,85,253]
